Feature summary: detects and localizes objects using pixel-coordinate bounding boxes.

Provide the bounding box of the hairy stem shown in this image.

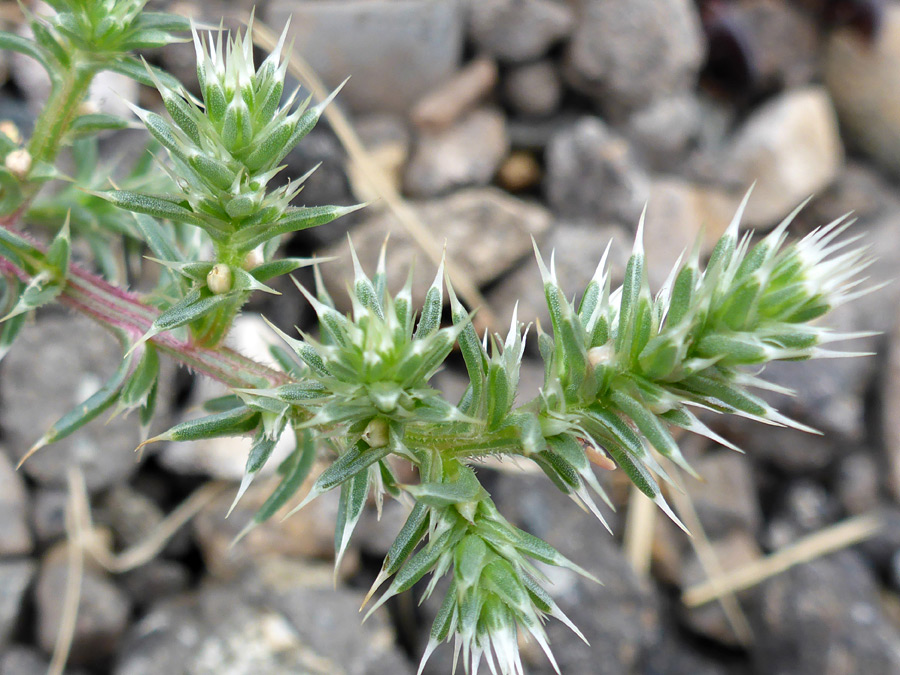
[28,62,94,165]
[0,221,287,389]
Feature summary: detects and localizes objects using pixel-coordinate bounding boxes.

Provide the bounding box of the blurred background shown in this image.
[3,0,900,673]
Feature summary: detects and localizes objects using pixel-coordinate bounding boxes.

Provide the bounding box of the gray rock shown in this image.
[641,629,745,675]
[835,453,881,516]
[727,87,844,229]
[116,567,413,675]
[857,507,900,573]
[266,0,465,114]
[317,187,552,313]
[119,560,191,608]
[487,220,631,331]
[347,113,411,204]
[626,95,706,171]
[36,552,132,666]
[0,450,32,556]
[0,646,50,675]
[825,4,900,179]
[259,570,414,675]
[564,0,704,120]
[508,115,579,152]
[799,161,896,231]
[544,116,650,226]
[690,451,762,538]
[30,488,68,545]
[764,480,842,550]
[0,312,143,493]
[96,485,167,550]
[116,587,337,675]
[191,478,348,579]
[703,0,819,95]
[467,0,573,63]
[752,551,900,675]
[882,318,900,503]
[487,472,657,674]
[726,417,841,475]
[354,497,413,558]
[411,57,498,132]
[503,60,563,119]
[404,107,509,198]
[0,559,36,646]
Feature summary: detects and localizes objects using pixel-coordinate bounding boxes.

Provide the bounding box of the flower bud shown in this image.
[206,263,233,294]
[362,417,389,448]
[4,149,32,179]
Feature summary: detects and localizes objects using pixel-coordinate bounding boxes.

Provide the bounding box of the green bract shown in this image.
[0,4,878,674]
[91,20,362,347]
[99,19,358,260]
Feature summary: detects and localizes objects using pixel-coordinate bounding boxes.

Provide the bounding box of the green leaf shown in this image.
[0,30,50,72]
[104,55,184,91]
[429,578,458,642]
[133,287,234,351]
[96,190,211,232]
[22,356,131,465]
[315,441,392,493]
[250,257,318,282]
[0,309,25,362]
[667,261,698,327]
[231,204,366,252]
[118,344,159,411]
[134,12,192,34]
[610,390,697,477]
[1,271,63,323]
[414,260,445,340]
[29,19,69,69]
[139,405,259,448]
[405,465,488,509]
[131,214,182,268]
[454,534,488,590]
[486,361,511,430]
[389,522,465,596]
[381,501,429,577]
[334,467,371,574]
[46,216,71,277]
[233,429,317,544]
[66,114,133,139]
[189,153,236,192]
[227,428,279,517]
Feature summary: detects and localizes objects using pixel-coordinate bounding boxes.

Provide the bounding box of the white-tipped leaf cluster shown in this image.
[2,5,878,672]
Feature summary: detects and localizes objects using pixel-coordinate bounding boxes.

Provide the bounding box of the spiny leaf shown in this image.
[20,356,132,467]
[232,428,317,546]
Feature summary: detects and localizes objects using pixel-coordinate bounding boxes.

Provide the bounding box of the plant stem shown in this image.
[0,223,287,389]
[28,61,94,165]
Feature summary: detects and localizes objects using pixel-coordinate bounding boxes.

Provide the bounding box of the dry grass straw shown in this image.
[682,512,883,608]
[50,470,227,673]
[665,474,756,647]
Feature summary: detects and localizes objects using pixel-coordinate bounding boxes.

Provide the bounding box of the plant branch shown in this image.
[0,219,287,389]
